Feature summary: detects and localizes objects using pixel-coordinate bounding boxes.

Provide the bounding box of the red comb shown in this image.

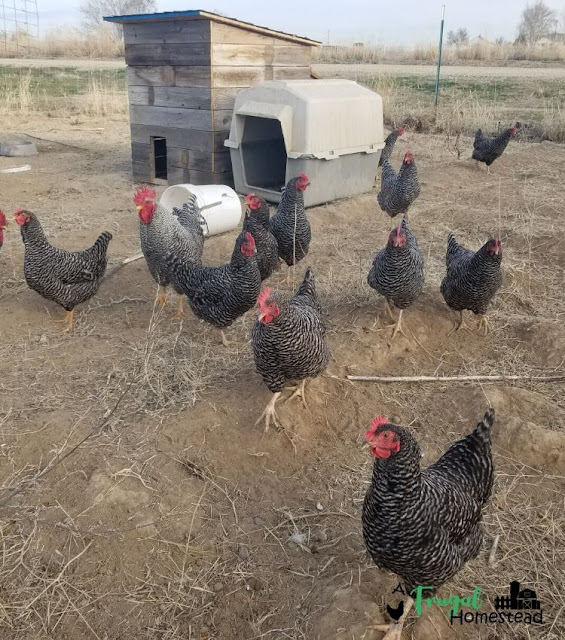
[299,172,309,181]
[0,210,6,223]
[133,186,156,205]
[13,206,24,215]
[398,126,405,135]
[244,193,255,203]
[245,231,255,245]
[257,287,273,308]
[365,415,389,441]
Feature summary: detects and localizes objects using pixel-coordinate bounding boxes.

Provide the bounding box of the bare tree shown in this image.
[447,27,469,46]
[80,0,157,37]
[517,0,558,44]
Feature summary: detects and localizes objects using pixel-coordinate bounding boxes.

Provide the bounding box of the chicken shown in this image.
[252,267,330,431]
[269,173,311,272]
[472,126,516,174]
[13,208,112,333]
[0,211,6,252]
[377,151,420,228]
[243,194,280,281]
[440,234,502,335]
[362,409,495,640]
[165,230,260,346]
[367,218,424,339]
[135,186,205,317]
[379,126,405,167]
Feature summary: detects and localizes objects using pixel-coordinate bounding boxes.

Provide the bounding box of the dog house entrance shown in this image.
[241,116,286,191]
[151,136,167,181]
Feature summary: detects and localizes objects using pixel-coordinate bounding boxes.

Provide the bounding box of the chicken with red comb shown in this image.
[269,173,311,277]
[362,409,495,639]
[164,229,260,346]
[252,267,329,431]
[135,184,206,316]
[13,207,112,332]
[241,193,279,281]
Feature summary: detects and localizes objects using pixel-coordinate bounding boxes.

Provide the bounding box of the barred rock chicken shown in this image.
[378,126,405,167]
[362,409,495,640]
[472,126,516,174]
[135,186,205,317]
[165,230,260,346]
[367,218,424,339]
[378,151,420,228]
[14,208,112,333]
[440,234,502,335]
[269,173,311,272]
[243,194,279,281]
[252,267,330,431]
[0,211,6,252]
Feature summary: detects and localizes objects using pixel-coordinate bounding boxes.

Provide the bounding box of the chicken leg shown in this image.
[175,295,185,318]
[57,309,74,334]
[255,391,282,432]
[383,299,396,321]
[371,597,414,640]
[220,330,231,347]
[477,314,490,335]
[156,285,167,307]
[386,308,407,340]
[447,310,471,336]
[285,379,308,407]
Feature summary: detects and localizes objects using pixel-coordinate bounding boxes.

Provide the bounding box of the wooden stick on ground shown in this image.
[347,374,565,383]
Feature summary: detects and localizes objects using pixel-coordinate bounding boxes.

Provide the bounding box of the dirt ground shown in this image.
[0,114,564,640]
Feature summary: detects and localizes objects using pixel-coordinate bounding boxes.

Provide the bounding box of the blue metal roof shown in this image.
[103,9,321,45]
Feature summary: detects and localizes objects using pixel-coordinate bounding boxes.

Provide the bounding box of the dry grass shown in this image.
[314,42,565,65]
[0,25,124,59]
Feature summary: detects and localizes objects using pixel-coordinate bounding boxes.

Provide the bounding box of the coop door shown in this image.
[151,137,167,181]
[241,116,286,191]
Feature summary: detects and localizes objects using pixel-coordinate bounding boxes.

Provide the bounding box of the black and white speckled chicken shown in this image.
[440,233,502,335]
[269,173,311,272]
[165,230,260,346]
[252,267,330,431]
[379,127,405,167]
[0,211,6,253]
[378,151,420,227]
[472,126,516,174]
[14,208,112,333]
[362,409,495,640]
[367,218,424,339]
[135,186,205,317]
[243,194,279,281]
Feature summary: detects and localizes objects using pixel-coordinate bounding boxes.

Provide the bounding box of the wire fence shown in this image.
[0,0,39,56]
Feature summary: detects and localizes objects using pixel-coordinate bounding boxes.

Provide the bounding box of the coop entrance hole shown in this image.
[241,116,286,191]
[152,136,167,181]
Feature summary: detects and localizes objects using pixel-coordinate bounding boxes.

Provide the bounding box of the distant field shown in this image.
[0,60,563,141]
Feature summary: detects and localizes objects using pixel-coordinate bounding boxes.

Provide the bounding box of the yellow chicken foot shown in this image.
[370,597,414,640]
[285,379,308,408]
[220,330,231,347]
[174,295,185,318]
[58,309,74,334]
[386,309,407,340]
[487,165,491,175]
[255,391,282,432]
[447,310,471,336]
[384,299,396,321]
[477,314,490,336]
[156,285,167,307]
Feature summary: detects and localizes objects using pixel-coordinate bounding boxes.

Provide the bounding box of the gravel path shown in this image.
[1,57,564,79]
[314,63,565,79]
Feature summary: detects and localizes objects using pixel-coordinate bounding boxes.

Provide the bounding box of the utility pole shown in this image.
[434,4,446,107]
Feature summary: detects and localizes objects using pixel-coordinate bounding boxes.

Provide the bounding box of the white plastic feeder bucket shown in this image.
[160,184,242,237]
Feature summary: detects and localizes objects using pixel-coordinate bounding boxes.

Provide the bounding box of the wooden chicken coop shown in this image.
[104,10,321,186]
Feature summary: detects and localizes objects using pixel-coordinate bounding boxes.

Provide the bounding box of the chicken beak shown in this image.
[0,225,6,230]
[258,312,266,322]
[136,205,143,211]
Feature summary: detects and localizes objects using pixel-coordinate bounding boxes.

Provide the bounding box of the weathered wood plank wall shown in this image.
[124,18,313,185]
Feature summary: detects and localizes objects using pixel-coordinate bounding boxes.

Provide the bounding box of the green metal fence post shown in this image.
[434,5,446,107]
